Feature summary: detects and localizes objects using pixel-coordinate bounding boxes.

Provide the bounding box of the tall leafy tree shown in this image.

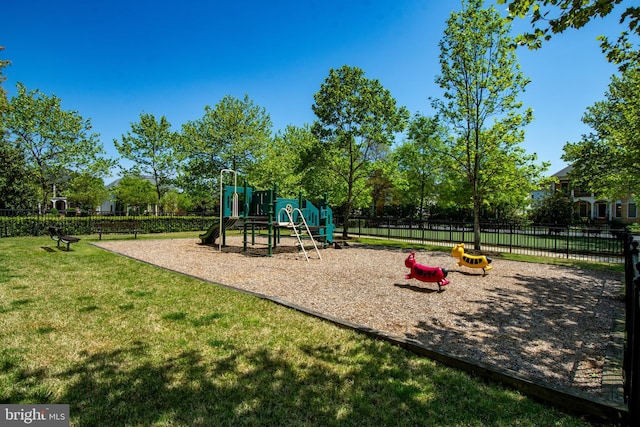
[562,67,640,199]
[393,115,447,220]
[432,0,542,249]
[499,0,639,69]
[247,124,317,198]
[529,190,575,225]
[111,176,156,215]
[312,65,409,238]
[66,173,109,213]
[0,139,38,209]
[180,94,272,203]
[0,46,9,115]
[4,83,114,209]
[115,113,179,203]
[0,48,37,209]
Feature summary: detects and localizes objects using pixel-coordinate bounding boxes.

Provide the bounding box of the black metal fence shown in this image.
[623,233,640,425]
[336,216,627,263]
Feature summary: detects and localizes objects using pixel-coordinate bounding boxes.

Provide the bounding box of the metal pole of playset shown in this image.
[243,180,248,252]
[219,169,238,252]
[268,185,275,256]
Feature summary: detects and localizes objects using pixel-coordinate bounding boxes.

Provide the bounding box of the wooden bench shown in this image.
[92,221,142,240]
[48,226,81,251]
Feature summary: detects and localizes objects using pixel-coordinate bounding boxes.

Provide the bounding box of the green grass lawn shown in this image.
[0,234,596,426]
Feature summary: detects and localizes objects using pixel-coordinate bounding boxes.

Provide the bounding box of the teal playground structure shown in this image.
[199,169,335,261]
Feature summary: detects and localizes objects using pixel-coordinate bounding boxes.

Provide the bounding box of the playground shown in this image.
[198,169,335,261]
[94,235,625,402]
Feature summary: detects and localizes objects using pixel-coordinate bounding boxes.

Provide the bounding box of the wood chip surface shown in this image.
[93,236,624,399]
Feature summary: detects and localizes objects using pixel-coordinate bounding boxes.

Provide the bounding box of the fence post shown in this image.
[509,223,513,253]
[624,233,640,425]
[621,232,639,425]
[631,267,640,426]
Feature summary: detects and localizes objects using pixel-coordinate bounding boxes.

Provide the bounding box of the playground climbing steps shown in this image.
[278,207,322,261]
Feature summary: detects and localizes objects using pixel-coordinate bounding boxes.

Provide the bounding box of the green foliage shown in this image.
[158,189,194,214]
[0,139,39,209]
[432,0,542,248]
[115,113,179,202]
[393,115,447,219]
[0,215,217,237]
[499,0,639,70]
[563,67,640,200]
[4,83,114,208]
[0,45,9,115]
[528,190,575,225]
[180,94,272,202]
[66,173,109,213]
[312,65,409,236]
[111,176,157,214]
[247,124,314,198]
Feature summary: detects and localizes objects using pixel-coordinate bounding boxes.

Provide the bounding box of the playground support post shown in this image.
[243,180,248,252]
[219,169,237,252]
[268,187,274,256]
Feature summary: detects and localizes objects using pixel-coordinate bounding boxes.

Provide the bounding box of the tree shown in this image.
[562,67,640,199]
[247,124,316,198]
[111,176,156,215]
[115,113,179,204]
[393,115,447,220]
[312,65,409,238]
[499,0,640,69]
[0,48,38,210]
[4,83,114,209]
[66,173,109,213]
[432,0,541,249]
[159,189,193,214]
[529,190,574,225]
[180,94,272,203]
[0,139,38,209]
[0,46,9,115]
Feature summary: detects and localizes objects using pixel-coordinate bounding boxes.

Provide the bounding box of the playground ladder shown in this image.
[278,207,322,262]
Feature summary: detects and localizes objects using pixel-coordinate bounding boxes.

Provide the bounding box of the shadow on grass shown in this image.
[1,339,581,426]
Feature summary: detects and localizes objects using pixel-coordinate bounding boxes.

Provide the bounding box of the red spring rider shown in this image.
[404,252,450,292]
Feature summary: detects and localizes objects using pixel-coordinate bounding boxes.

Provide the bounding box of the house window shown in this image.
[574,186,591,197]
[615,201,622,218]
[629,201,638,219]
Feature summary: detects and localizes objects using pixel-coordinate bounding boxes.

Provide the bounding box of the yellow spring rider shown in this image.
[451,243,492,275]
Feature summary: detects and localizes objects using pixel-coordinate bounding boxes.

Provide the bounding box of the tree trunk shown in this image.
[342,199,352,239]
[473,191,482,250]
[473,203,481,251]
[343,170,355,239]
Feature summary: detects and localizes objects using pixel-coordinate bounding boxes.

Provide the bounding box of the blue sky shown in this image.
[2,0,626,180]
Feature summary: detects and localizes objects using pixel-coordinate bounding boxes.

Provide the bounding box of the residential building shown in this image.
[552,165,638,225]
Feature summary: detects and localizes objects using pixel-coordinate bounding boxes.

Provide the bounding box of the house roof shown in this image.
[552,165,572,178]
[106,175,157,188]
